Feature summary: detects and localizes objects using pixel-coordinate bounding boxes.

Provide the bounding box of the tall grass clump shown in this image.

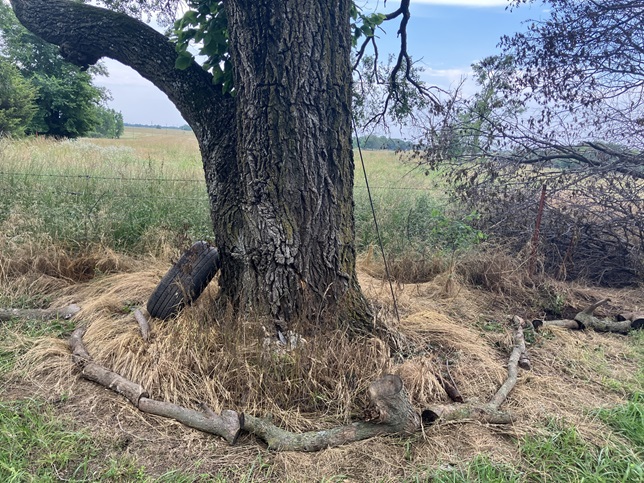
[0,132,212,255]
[353,150,485,281]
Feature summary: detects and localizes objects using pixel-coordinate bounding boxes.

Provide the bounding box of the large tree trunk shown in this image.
[10,0,370,330]
[220,0,368,327]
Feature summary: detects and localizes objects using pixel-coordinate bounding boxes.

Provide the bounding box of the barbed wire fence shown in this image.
[0,170,457,256]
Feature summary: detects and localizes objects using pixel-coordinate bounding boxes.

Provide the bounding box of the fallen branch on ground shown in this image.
[532,299,643,334]
[422,315,530,425]
[68,319,531,451]
[0,304,80,322]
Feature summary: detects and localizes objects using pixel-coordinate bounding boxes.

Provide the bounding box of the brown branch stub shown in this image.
[580,298,611,316]
[369,374,420,431]
[133,309,151,341]
[435,371,464,403]
[70,327,90,365]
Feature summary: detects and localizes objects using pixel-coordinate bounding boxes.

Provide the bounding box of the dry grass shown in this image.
[1,240,642,481]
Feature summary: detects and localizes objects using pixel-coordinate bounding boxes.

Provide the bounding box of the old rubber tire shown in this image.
[147,241,220,319]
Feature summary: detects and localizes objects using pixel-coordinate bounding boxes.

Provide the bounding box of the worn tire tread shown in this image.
[147,241,220,319]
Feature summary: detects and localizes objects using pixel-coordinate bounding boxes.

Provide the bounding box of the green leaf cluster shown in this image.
[350,5,386,47]
[172,1,233,94]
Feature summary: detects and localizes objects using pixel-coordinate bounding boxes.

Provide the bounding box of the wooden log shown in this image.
[139,398,241,445]
[490,318,530,410]
[242,414,402,452]
[513,316,532,370]
[242,377,419,451]
[574,299,640,334]
[0,304,80,322]
[133,309,151,341]
[70,327,148,406]
[369,374,420,432]
[616,313,643,329]
[631,314,644,330]
[574,314,637,334]
[532,319,580,330]
[422,404,515,425]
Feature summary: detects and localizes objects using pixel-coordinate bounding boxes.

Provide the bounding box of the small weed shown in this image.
[477,316,505,333]
[427,455,522,482]
[520,418,643,481]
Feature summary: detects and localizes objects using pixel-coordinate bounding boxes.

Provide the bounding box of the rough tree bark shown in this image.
[10,0,371,330]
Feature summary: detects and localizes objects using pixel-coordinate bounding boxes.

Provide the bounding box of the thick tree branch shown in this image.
[532,299,643,334]
[9,0,233,144]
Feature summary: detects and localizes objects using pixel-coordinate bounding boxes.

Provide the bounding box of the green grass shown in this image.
[0,132,212,253]
[0,130,481,257]
[427,455,522,482]
[424,415,644,483]
[519,419,643,482]
[597,393,644,453]
[0,398,138,481]
[0,398,258,482]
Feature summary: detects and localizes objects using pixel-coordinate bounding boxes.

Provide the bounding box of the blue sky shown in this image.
[95,0,546,126]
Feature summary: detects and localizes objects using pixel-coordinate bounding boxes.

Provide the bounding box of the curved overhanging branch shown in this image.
[9,0,233,144]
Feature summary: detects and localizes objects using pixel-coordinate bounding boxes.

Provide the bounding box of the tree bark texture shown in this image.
[10,0,370,329]
[221,0,368,326]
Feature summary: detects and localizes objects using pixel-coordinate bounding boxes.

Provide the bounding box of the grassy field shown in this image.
[0,127,465,258]
[0,127,642,481]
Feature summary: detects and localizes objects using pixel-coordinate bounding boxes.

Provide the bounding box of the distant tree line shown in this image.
[353,135,412,150]
[0,4,122,139]
[124,123,192,132]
